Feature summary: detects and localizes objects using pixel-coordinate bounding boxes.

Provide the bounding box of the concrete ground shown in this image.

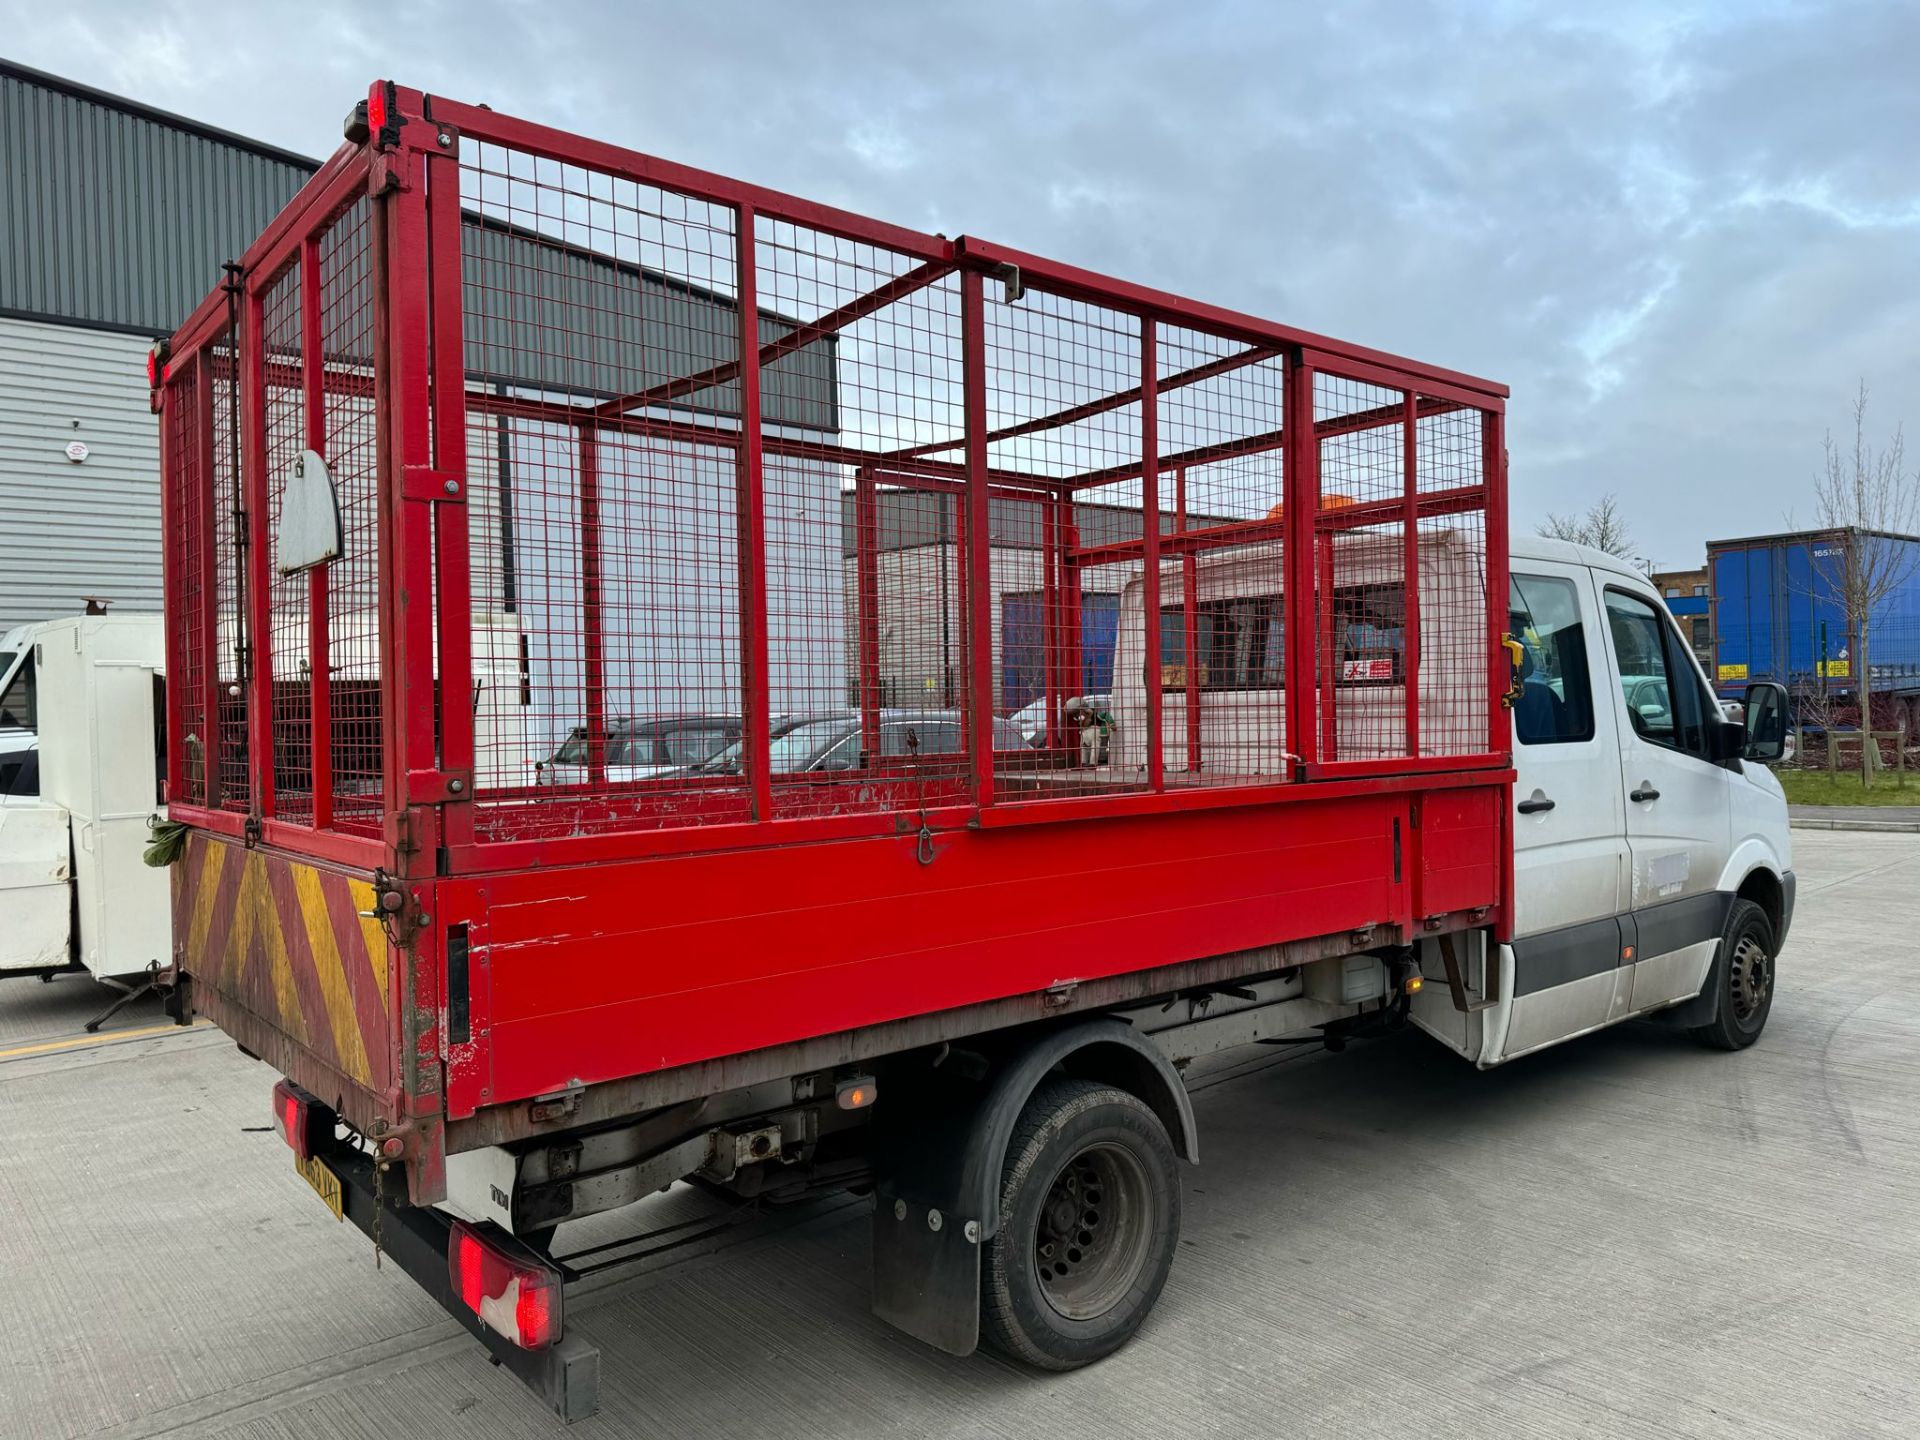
[3,829,1916,1439]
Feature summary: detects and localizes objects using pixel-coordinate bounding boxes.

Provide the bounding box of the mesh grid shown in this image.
[1414,405,1490,756]
[164,358,208,806]
[159,125,1502,851]
[755,220,967,821]
[208,330,250,814]
[317,198,384,830]
[262,264,312,822]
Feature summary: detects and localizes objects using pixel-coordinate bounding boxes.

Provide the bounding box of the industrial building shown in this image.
[0,60,317,631]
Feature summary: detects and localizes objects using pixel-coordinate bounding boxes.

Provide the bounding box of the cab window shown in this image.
[0,652,35,732]
[1604,589,1709,755]
[1509,575,1594,744]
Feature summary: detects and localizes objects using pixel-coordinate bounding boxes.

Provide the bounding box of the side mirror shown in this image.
[1741,681,1789,763]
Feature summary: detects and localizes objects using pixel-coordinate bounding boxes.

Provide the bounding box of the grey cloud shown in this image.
[9,0,1917,562]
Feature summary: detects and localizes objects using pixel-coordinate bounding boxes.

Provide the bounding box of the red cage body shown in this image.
[157,83,1512,1197]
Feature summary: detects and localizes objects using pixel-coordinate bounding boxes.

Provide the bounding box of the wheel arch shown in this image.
[1733,864,1784,940]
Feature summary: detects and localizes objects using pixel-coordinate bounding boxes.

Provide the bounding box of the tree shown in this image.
[1812,382,1920,786]
[1539,493,1636,558]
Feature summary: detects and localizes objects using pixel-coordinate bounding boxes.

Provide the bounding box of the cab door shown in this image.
[1498,563,1631,1057]
[1598,586,1733,1010]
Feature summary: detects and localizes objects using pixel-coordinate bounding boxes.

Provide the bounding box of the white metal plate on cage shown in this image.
[275,449,343,574]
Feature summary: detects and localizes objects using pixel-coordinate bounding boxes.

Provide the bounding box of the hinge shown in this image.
[407,768,472,804]
[401,465,467,503]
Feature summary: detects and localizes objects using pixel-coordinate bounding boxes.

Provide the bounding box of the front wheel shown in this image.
[980,1078,1181,1370]
[1691,898,1777,1051]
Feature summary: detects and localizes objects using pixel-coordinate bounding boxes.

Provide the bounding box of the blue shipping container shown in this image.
[1708,529,1920,698]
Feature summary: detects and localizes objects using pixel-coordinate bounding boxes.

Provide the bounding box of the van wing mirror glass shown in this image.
[1742,681,1789,763]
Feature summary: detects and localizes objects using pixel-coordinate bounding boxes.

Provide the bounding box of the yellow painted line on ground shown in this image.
[0,1019,210,1061]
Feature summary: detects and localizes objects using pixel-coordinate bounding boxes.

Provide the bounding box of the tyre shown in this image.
[980,1078,1181,1370]
[1691,898,1777,1051]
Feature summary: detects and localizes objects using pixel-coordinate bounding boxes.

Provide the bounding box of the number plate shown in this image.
[296,1152,345,1221]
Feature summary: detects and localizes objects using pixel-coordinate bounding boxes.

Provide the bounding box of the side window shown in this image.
[1333,584,1404,684]
[1158,598,1282,691]
[0,653,36,732]
[882,720,961,756]
[661,725,731,766]
[1508,574,1595,744]
[1604,589,1709,755]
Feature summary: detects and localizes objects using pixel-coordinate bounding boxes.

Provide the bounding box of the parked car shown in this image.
[539,715,740,784]
[692,709,1029,775]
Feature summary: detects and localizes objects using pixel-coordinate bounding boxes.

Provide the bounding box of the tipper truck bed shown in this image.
[151,79,1786,1421]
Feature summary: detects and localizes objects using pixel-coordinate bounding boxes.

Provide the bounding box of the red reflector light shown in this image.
[271,1078,312,1161]
[366,83,388,134]
[447,1221,561,1350]
[146,346,162,389]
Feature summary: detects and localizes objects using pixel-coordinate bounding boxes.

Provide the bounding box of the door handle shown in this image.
[1630,784,1661,803]
[1517,794,1555,814]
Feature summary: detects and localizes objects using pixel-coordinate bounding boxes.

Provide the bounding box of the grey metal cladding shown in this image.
[460,217,837,434]
[0,63,317,335]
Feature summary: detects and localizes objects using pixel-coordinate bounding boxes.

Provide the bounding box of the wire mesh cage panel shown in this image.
[316,198,383,832]
[208,330,250,815]
[262,263,312,822]
[1312,369,1493,766]
[157,86,1508,876]
[163,356,209,807]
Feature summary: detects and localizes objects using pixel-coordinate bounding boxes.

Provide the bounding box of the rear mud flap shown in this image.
[871,1189,981,1356]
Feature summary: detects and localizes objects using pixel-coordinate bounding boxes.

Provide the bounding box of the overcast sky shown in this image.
[9,0,1918,568]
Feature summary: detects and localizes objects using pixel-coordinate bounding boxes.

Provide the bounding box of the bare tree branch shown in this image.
[1811,380,1920,784]
[1537,492,1636,558]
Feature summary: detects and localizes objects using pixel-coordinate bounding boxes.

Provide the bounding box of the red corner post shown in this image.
[1282,355,1319,771]
[377,91,440,871]
[299,236,333,828]
[734,202,773,822]
[240,279,276,823]
[423,118,475,847]
[1401,390,1422,761]
[1139,318,1164,792]
[961,270,996,808]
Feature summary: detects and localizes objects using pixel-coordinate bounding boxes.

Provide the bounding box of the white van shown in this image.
[0,615,171,993]
[1113,533,1794,1060]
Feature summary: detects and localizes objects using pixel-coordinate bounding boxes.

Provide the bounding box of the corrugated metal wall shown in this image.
[0,63,317,335]
[0,316,163,628]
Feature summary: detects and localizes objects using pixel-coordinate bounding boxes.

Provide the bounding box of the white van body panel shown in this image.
[0,615,169,978]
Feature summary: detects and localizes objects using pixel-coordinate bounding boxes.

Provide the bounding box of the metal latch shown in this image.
[528,1082,584,1125]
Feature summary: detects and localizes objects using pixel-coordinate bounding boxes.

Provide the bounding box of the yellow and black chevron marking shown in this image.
[172,834,393,1091]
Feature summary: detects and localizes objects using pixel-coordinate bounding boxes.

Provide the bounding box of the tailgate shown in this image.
[172,830,399,1129]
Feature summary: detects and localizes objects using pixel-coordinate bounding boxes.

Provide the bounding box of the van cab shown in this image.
[1411,536,1793,1064]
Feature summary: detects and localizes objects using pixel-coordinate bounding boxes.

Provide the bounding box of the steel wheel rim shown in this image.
[1729,935,1771,1020]
[1032,1141,1153,1321]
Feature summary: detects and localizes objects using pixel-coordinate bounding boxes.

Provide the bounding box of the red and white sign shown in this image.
[1340,658,1395,681]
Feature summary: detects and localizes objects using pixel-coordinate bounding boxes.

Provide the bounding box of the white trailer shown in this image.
[0,614,170,1001]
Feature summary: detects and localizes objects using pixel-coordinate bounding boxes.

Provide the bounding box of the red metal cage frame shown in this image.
[159,78,1510,881]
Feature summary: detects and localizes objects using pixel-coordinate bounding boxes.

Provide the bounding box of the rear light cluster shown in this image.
[448,1221,562,1350]
[271,1078,325,1161]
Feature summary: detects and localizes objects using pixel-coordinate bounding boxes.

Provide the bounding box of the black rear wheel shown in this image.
[1691,898,1776,1051]
[980,1078,1180,1370]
